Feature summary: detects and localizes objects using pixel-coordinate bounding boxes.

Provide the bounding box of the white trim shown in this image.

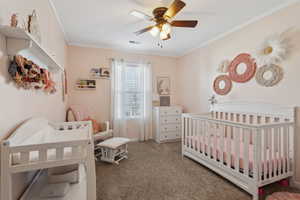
[48,0,70,44]
[181,0,300,57]
[291,180,300,189]
[68,42,179,58]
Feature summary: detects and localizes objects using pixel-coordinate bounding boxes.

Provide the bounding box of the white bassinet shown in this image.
[0,118,96,200]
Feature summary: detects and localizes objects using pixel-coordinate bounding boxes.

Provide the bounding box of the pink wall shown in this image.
[67,45,180,139]
[0,0,67,199]
[177,2,300,184]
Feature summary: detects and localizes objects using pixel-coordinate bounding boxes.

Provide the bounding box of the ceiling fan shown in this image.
[130,0,198,41]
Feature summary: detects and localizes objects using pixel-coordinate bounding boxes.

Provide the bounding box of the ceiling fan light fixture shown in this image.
[162,23,172,34]
[150,26,160,37]
[160,30,168,40]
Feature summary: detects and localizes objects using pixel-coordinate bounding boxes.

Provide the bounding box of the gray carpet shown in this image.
[96,141,299,200]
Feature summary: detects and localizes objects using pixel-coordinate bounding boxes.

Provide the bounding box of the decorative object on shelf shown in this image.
[0,25,63,72]
[157,76,170,95]
[254,33,289,66]
[100,68,110,79]
[208,95,217,106]
[8,55,56,93]
[213,75,232,96]
[152,93,160,106]
[255,64,283,87]
[27,10,41,43]
[90,67,111,79]
[228,53,257,83]
[217,59,230,73]
[75,79,96,90]
[160,96,170,106]
[10,13,18,27]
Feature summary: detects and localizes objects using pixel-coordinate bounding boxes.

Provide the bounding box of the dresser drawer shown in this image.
[160,107,182,116]
[160,116,181,124]
[160,132,181,141]
[160,124,181,132]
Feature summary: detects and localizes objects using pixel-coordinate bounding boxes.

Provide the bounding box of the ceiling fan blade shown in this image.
[171,20,198,28]
[163,0,186,19]
[134,26,154,35]
[130,10,153,21]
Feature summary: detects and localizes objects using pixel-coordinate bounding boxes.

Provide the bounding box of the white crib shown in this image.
[182,102,295,200]
[0,118,96,200]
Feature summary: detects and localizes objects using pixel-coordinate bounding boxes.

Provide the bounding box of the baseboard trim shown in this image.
[291,179,300,189]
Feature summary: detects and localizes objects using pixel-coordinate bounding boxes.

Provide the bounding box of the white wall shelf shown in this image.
[0,25,64,72]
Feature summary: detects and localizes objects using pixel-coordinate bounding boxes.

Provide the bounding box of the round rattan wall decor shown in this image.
[228,53,257,83]
[255,64,283,87]
[213,75,232,95]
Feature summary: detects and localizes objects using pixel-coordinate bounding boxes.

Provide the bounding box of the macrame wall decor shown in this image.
[253,31,290,87]
[255,64,283,87]
[253,33,289,66]
[213,75,232,96]
[228,53,257,83]
[217,59,230,73]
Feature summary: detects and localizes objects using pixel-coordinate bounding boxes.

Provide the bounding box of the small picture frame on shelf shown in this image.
[160,96,170,106]
[75,79,96,90]
[90,67,111,79]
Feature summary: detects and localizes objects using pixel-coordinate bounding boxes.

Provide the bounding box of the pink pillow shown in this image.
[83,117,101,134]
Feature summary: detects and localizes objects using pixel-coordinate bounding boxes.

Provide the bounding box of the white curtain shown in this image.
[111,59,152,141]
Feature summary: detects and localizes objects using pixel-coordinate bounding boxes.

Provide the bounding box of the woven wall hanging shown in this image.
[255,64,283,87]
[213,75,232,95]
[228,53,257,83]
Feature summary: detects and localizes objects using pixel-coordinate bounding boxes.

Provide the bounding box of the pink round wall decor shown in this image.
[213,75,232,96]
[228,53,257,83]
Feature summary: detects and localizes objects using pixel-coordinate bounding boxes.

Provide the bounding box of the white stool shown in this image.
[97,137,130,164]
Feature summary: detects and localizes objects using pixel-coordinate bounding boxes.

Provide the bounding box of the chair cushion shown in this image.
[98,137,130,149]
[94,130,113,141]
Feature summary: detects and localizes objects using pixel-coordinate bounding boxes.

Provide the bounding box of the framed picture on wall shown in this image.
[90,67,111,79]
[100,68,111,79]
[157,76,170,95]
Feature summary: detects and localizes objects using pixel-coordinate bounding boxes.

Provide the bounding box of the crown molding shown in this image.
[68,42,180,58]
[48,0,70,44]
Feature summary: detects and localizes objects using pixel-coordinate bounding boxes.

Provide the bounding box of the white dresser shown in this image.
[153,106,182,143]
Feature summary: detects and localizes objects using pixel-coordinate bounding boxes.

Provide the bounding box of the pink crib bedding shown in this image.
[186,135,286,173]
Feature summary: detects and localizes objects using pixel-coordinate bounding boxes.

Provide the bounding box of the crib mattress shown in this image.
[186,136,287,172]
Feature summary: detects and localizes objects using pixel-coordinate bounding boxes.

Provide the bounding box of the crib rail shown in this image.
[2,139,90,173]
[51,121,92,131]
[182,113,294,188]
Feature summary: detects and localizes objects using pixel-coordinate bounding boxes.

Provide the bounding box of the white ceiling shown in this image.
[50,0,298,57]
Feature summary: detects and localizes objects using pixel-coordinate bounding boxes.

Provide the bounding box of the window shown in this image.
[123,65,144,118]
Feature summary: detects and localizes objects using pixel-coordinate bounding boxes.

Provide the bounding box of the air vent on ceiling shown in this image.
[129,40,141,45]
